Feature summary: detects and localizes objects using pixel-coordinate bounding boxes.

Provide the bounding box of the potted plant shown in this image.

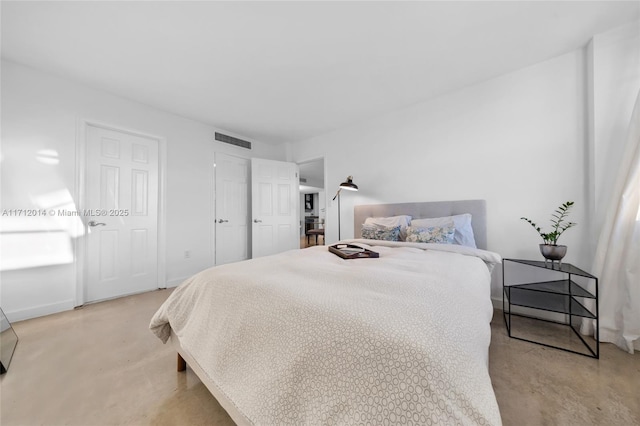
[521,201,576,266]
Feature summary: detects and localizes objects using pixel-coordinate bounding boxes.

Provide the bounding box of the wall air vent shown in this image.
[300,177,307,183]
[215,132,252,150]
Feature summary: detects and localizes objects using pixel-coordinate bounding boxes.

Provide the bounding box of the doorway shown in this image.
[298,158,325,248]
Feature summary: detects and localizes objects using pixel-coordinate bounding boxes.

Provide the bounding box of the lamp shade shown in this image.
[339,176,358,191]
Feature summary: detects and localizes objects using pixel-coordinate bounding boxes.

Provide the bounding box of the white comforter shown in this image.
[150,241,502,425]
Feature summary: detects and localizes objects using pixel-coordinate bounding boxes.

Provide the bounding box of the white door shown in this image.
[251,158,299,258]
[215,153,250,265]
[85,125,159,302]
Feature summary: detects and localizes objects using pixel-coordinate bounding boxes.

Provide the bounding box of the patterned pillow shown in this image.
[361,223,402,241]
[411,214,476,248]
[364,215,411,241]
[405,225,455,244]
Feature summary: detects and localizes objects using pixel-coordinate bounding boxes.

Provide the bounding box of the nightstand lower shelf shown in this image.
[503,309,599,358]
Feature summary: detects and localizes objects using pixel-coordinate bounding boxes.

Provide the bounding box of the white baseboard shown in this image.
[165,276,190,288]
[491,296,503,310]
[6,299,75,323]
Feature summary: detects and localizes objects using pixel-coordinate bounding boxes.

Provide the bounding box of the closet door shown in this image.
[215,153,250,265]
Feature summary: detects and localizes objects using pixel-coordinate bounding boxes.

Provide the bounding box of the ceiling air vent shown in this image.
[215,132,252,150]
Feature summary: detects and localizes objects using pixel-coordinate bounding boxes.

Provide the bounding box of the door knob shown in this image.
[88,221,106,227]
[217,219,229,223]
[253,219,262,223]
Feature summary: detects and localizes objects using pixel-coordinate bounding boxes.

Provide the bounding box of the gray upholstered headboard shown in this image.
[354,200,487,250]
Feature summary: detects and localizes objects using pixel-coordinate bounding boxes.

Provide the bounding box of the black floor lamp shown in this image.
[332,176,359,241]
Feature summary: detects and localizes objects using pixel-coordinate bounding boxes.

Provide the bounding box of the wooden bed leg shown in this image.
[177,353,187,372]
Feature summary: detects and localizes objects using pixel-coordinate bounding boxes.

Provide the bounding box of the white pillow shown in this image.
[410,213,477,248]
[364,215,412,240]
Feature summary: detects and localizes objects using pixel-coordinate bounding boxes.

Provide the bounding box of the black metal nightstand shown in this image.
[503,259,599,358]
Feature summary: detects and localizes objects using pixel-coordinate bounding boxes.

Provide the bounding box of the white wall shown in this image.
[291,49,591,301]
[290,22,640,303]
[0,60,285,321]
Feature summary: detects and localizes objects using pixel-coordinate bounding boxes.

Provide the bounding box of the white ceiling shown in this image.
[2,1,638,145]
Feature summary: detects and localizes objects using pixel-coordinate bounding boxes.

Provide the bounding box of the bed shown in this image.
[150,200,502,425]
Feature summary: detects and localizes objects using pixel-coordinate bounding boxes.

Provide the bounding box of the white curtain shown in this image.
[583,92,640,353]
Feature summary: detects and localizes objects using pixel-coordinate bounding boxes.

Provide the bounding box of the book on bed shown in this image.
[329,244,379,259]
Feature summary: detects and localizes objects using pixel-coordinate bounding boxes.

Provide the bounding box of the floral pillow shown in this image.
[405,225,455,244]
[364,215,411,241]
[411,214,476,248]
[361,223,402,241]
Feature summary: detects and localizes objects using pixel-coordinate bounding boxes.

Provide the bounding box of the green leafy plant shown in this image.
[521,201,576,245]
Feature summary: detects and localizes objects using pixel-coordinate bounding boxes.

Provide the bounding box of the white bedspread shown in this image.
[150,241,502,425]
